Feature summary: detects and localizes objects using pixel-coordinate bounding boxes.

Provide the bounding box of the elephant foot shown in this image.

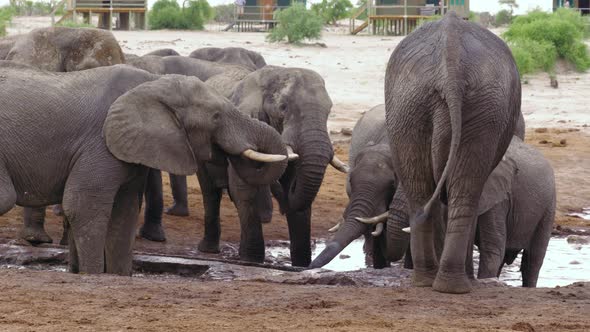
[165,204,189,217]
[239,253,265,264]
[432,271,472,294]
[18,227,53,245]
[197,239,221,254]
[139,223,166,242]
[412,269,437,287]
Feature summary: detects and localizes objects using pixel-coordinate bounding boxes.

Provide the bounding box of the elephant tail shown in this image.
[416,14,464,225]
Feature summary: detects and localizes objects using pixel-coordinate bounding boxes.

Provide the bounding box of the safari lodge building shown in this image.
[554,0,590,14]
[57,0,148,30]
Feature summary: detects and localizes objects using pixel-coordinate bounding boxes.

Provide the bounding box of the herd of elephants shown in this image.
[0,12,557,294]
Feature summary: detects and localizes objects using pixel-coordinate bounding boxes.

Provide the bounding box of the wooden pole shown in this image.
[403,0,407,35]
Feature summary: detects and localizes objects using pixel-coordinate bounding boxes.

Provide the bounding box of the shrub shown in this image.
[148,0,213,30]
[267,3,323,44]
[504,8,590,74]
[494,9,512,26]
[311,0,353,25]
[213,4,235,23]
[0,6,14,37]
[508,38,557,75]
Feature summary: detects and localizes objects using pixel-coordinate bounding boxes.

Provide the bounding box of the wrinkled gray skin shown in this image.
[6,27,125,71]
[385,13,521,293]
[7,28,125,245]
[399,137,555,287]
[189,47,266,71]
[127,55,251,96]
[0,62,287,275]
[144,66,335,265]
[144,48,180,57]
[126,55,254,241]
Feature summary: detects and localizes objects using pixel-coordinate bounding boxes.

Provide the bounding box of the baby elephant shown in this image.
[380,136,555,287]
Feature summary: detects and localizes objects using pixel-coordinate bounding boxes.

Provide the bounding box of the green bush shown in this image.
[213,4,234,23]
[267,3,323,44]
[311,0,353,25]
[494,9,512,26]
[508,38,557,75]
[504,8,590,74]
[0,6,14,37]
[148,0,213,30]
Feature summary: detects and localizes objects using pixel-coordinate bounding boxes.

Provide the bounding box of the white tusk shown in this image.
[402,227,411,234]
[242,149,287,163]
[371,223,384,237]
[286,145,299,161]
[328,216,344,233]
[355,211,388,225]
[328,222,341,233]
[330,156,350,173]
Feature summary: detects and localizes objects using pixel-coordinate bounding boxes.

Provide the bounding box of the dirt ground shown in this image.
[0,17,589,331]
[0,269,587,331]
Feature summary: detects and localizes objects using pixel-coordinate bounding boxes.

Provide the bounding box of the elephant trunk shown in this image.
[216,110,288,185]
[385,205,410,262]
[288,125,333,211]
[309,187,377,268]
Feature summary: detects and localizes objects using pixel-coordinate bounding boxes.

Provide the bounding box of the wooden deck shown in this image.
[57,0,147,29]
[369,15,429,35]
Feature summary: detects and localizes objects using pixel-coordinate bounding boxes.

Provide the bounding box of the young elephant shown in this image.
[189,47,267,71]
[6,27,125,71]
[0,63,287,275]
[399,136,555,287]
[309,105,402,269]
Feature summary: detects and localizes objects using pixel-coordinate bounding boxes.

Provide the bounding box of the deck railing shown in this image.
[349,3,367,33]
[234,5,290,22]
[69,0,146,9]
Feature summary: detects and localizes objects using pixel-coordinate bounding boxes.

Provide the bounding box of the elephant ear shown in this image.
[230,71,263,118]
[103,76,198,175]
[477,155,517,215]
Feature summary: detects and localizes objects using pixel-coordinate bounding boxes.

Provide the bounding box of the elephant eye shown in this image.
[279,103,288,112]
[212,112,221,122]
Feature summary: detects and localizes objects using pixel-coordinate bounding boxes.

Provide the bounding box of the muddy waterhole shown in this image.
[267,236,590,287]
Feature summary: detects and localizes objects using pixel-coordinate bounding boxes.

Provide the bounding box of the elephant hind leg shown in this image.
[521,214,553,287]
[105,176,143,276]
[61,156,122,274]
[19,206,53,244]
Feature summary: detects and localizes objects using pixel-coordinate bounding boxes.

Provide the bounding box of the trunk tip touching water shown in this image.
[309,241,343,268]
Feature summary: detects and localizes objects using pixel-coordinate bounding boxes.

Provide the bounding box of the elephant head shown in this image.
[310,143,411,268]
[231,66,346,212]
[6,27,125,72]
[103,75,288,183]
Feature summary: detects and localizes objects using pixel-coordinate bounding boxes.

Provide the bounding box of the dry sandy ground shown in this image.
[1,16,589,331]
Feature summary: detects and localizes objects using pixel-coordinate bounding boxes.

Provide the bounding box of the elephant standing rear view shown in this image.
[384,12,521,293]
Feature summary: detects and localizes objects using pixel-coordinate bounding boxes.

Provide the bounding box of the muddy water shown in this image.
[269,237,590,287]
